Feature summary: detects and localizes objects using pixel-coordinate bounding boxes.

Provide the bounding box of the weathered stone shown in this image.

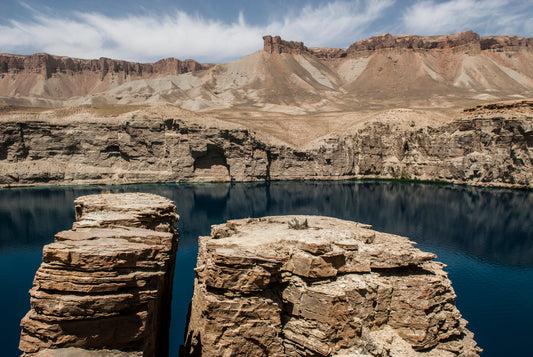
[19,193,179,357]
[263,31,531,58]
[183,283,285,357]
[182,215,481,356]
[347,31,482,54]
[0,101,531,189]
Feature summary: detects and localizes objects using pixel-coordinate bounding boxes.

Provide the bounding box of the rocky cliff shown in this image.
[263,36,309,55]
[19,193,179,356]
[346,31,482,54]
[0,101,531,188]
[0,53,211,102]
[0,53,209,79]
[182,215,481,356]
[264,31,532,58]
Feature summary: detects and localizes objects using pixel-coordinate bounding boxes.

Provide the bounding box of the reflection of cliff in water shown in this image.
[256,181,533,268]
[0,181,531,268]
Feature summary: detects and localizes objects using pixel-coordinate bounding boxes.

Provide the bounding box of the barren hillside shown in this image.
[2,31,531,114]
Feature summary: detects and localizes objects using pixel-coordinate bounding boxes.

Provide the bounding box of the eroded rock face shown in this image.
[0,53,210,79]
[347,31,481,54]
[182,216,481,357]
[263,36,309,55]
[19,193,179,356]
[263,31,532,58]
[0,53,211,100]
[0,101,531,189]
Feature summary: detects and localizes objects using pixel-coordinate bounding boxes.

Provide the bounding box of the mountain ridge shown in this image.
[264,31,533,58]
[1,31,532,112]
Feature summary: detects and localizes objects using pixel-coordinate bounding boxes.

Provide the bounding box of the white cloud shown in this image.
[402,0,533,36]
[0,0,530,63]
[0,1,394,63]
[266,0,395,47]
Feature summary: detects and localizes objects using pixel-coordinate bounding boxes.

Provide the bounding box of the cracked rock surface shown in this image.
[183,216,481,357]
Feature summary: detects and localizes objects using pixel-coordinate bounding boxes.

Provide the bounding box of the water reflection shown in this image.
[0,181,531,357]
[5,181,529,267]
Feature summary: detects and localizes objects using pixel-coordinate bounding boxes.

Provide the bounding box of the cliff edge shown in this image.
[263,31,533,58]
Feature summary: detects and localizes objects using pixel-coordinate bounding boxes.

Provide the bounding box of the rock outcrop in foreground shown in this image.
[183,216,481,357]
[19,193,179,356]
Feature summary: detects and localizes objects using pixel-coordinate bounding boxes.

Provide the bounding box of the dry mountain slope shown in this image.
[72,50,344,113]
[71,31,533,112]
[1,31,531,114]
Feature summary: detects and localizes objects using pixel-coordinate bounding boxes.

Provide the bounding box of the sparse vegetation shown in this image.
[288,218,309,230]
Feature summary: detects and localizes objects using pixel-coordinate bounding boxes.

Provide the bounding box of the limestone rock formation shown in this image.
[19,193,179,356]
[0,101,531,189]
[263,31,532,58]
[480,36,533,51]
[0,53,208,79]
[182,216,481,356]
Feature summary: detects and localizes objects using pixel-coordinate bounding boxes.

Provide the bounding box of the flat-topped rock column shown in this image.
[19,193,179,356]
[182,216,481,357]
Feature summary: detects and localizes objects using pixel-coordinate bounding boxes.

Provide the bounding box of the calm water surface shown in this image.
[0,181,531,356]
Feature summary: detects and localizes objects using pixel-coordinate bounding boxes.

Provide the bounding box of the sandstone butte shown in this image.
[183,216,481,357]
[19,193,180,356]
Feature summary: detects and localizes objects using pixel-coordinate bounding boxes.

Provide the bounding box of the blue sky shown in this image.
[0,0,531,63]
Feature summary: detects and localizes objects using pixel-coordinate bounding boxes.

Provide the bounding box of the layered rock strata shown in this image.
[0,101,531,188]
[2,32,532,108]
[346,31,482,54]
[264,31,533,58]
[19,193,179,356]
[0,53,210,79]
[0,53,211,101]
[182,216,481,356]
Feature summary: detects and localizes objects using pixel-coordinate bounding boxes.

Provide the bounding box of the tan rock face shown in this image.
[19,193,179,356]
[1,32,532,109]
[182,216,481,357]
[263,36,308,55]
[0,101,531,189]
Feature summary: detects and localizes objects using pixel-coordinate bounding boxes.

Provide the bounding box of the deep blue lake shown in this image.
[1,181,532,356]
